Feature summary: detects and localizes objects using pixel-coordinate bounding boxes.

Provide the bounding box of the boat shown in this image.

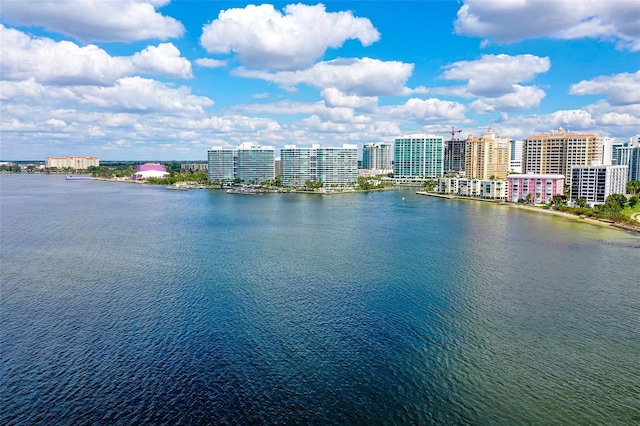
[66,175,93,180]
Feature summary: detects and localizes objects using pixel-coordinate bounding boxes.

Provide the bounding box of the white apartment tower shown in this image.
[362,143,393,172]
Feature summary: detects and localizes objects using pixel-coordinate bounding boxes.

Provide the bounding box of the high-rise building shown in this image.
[207,143,275,183]
[510,140,523,173]
[279,144,357,187]
[235,143,275,183]
[618,145,640,182]
[464,128,511,180]
[443,139,465,175]
[611,141,627,166]
[523,128,603,178]
[207,148,234,182]
[570,165,628,206]
[601,137,617,165]
[362,143,393,172]
[45,156,99,169]
[394,134,444,179]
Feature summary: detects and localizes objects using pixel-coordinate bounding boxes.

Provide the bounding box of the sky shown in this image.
[1,0,639,161]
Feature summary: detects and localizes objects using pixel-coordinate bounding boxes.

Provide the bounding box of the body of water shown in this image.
[1,175,639,425]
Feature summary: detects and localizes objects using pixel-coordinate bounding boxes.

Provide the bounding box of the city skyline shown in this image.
[1,0,639,161]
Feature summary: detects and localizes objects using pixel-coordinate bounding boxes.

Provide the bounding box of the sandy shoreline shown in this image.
[416,191,640,234]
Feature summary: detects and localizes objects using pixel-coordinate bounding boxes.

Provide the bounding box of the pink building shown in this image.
[131,163,170,180]
[136,163,167,172]
[508,174,565,203]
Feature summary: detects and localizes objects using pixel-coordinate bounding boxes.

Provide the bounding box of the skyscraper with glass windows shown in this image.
[207,143,275,183]
[394,134,444,179]
[279,144,357,187]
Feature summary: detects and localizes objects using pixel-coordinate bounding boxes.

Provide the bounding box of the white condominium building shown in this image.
[362,143,393,172]
[570,165,628,206]
[280,144,358,187]
[438,177,507,199]
[207,143,275,183]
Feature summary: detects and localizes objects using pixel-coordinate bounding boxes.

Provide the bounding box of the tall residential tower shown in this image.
[394,134,444,179]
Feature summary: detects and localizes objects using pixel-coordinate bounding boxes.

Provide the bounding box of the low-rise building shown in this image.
[132,163,170,180]
[181,163,208,172]
[438,177,507,199]
[507,174,565,204]
[570,165,628,206]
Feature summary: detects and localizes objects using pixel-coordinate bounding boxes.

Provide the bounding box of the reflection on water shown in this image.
[1,175,639,425]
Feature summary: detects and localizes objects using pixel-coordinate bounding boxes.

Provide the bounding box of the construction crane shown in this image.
[435,126,463,141]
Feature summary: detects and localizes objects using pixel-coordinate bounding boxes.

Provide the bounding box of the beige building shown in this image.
[523,128,602,178]
[45,156,99,170]
[464,128,511,180]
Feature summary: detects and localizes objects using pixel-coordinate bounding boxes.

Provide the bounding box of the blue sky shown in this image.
[1,0,639,160]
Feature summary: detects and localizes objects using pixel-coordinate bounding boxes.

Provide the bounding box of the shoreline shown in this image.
[416,191,640,234]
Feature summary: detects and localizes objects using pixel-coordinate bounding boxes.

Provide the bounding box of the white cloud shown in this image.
[382,98,467,123]
[200,3,380,70]
[570,70,640,106]
[0,25,192,84]
[455,0,640,51]
[440,54,550,97]
[320,88,378,110]
[0,76,213,114]
[234,57,414,96]
[195,58,228,68]
[470,85,547,113]
[72,77,212,113]
[186,115,281,133]
[131,43,193,78]
[0,0,184,42]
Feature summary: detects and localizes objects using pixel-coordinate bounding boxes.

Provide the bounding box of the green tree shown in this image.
[422,179,437,192]
[304,179,323,190]
[576,198,588,208]
[626,180,640,195]
[357,176,372,190]
[628,195,639,207]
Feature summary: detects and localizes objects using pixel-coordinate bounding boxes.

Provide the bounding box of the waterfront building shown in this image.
[601,137,617,166]
[45,156,99,170]
[280,144,358,187]
[235,143,275,183]
[362,143,393,173]
[510,139,523,173]
[443,139,465,175]
[617,146,640,182]
[464,129,511,180]
[523,128,603,178]
[611,141,627,166]
[181,163,208,172]
[207,143,275,183]
[132,163,170,180]
[507,174,565,204]
[570,165,628,206]
[207,148,234,182]
[438,177,507,199]
[394,134,444,179]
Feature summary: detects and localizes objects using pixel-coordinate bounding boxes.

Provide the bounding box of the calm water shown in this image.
[1,174,639,425]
